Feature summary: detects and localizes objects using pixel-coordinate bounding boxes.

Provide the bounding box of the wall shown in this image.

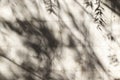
[0,0,119,80]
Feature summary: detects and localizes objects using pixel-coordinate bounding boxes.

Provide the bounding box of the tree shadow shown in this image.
[0,0,116,80]
[102,0,120,17]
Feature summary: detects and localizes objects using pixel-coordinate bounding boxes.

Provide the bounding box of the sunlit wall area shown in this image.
[0,0,120,80]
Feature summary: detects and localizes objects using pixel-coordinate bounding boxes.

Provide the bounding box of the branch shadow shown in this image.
[0,0,114,80]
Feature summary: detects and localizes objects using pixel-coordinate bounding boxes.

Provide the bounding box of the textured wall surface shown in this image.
[0,0,120,80]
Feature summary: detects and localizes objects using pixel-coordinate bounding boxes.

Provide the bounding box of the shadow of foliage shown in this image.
[102,0,120,16]
[0,0,116,80]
